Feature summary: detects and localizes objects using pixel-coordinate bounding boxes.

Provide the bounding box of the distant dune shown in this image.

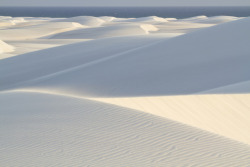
[0,40,14,53]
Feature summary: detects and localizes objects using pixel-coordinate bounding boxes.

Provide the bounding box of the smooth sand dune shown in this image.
[153,21,214,34]
[180,15,240,24]
[99,16,116,22]
[0,16,27,24]
[2,17,248,96]
[0,16,57,29]
[0,35,167,90]
[201,80,250,94]
[0,22,84,40]
[178,15,209,22]
[0,39,88,60]
[197,16,240,24]
[119,16,168,23]
[0,20,15,27]
[52,16,106,27]
[113,16,216,34]
[48,23,158,39]
[0,90,250,167]
[10,20,49,28]
[89,94,250,145]
[0,40,14,53]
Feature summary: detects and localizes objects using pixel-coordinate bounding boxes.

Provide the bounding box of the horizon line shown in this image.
[1,5,250,7]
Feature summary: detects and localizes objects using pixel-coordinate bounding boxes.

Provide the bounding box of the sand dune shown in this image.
[201,80,250,94]
[0,35,168,90]
[48,23,158,39]
[0,20,15,27]
[119,16,168,23]
[0,22,84,40]
[152,21,214,34]
[52,16,106,27]
[0,15,249,166]
[1,90,250,167]
[89,94,250,145]
[179,15,240,24]
[0,15,233,56]
[0,40,14,53]
[1,17,248,96]
[0,39,88,60]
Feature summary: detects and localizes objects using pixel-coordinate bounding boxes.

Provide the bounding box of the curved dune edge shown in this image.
[0,40,14,53]
[51,16,106,27]
[0,22,85,40]
[1,90,250,166]
[88,94,250,145]
[6,89,250,146]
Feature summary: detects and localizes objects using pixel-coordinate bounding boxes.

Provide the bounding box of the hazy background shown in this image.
[1,0,250,7]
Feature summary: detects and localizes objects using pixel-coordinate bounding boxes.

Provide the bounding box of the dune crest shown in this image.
[0,40,14,53]
[52,16,106,27]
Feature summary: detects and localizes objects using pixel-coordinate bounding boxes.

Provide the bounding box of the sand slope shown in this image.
[180,15,240,24]
[49,23,158,39]
[90,94,250,145]
[0,22,84,40]
[52,16,106,27]
[1,90,250,167]
[1,17,248,96]
[0,40,14,53]
[0,35,167,90]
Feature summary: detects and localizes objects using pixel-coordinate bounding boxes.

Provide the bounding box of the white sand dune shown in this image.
[0,22,84,40]
[48,23,158,39]
[52,16,106,27]
[0,16,27,24]
[0,40,14,53]
[0,20,15,27]
[0,35,167,90]
[153,21,214,34]
[119,16,168,23]
[0,39,88,60]
[201,80,250,94]
[10,20,49,28]
[180,15,240,24]
[0,15,217,60]
[99,16,116,22]
[90,94,250,145]
[1,90,250,167]
[0,15,249,166]
[199,16,240,24]
[113,16,215,34]
[2,17,247,96]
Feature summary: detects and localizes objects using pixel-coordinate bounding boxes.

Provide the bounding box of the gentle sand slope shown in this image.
[1,91,250,167]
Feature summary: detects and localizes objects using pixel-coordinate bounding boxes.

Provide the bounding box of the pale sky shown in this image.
[1,0,250,7]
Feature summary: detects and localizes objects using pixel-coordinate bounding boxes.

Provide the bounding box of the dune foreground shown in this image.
[0,15,250,166]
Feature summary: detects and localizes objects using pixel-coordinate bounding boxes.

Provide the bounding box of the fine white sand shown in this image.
[0,40,14,53]
[0,15,249,166]
[0,22,84,40]
[1,90,250,166]
[52,16,106,27]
